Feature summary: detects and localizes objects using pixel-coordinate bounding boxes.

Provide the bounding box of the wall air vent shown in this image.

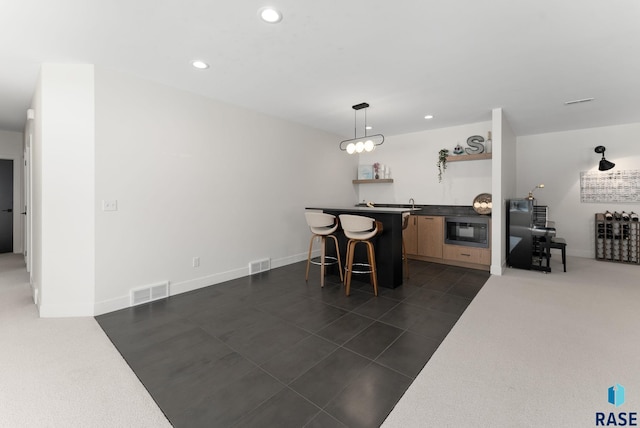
[130,281,170,306]
[249,258,271,275]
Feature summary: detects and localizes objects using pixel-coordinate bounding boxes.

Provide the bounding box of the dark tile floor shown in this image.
[96,260,489,428]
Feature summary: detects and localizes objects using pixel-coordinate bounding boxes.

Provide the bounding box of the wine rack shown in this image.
[595,213,640,264]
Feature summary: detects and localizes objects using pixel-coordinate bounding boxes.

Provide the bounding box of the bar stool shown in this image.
[339,214,383,297]
[305,212,343,287]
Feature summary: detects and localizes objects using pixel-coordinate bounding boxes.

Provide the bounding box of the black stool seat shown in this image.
[549,237,567,272]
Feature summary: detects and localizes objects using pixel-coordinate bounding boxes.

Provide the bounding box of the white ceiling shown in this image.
[1,1,639,138]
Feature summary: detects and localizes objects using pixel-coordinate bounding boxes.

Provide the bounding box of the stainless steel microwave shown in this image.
[445,216,489,248]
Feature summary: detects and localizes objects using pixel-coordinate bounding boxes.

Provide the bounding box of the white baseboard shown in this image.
[170,266,249,296]
[490,262,506,276]
[93,253,312,316]
[170,252,311,296]
[94,295,131,316]
[271,252,313,268]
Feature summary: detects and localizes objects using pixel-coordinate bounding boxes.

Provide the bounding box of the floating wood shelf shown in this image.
[352,179,394,184]
[446,153,492,162]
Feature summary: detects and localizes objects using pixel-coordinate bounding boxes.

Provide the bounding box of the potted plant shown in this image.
[437,149,449,182]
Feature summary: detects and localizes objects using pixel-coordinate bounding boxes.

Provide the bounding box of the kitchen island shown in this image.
[306,206,418,288]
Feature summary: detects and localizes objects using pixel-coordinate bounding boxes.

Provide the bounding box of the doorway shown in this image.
[0,159,13,253]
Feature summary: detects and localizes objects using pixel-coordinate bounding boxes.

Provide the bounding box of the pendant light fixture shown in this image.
[339,103,384,154]
[595,146,615,171]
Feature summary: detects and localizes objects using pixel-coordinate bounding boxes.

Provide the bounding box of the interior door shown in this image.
[0,159,14,253]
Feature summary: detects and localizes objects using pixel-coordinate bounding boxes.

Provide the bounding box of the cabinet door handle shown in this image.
[460,253,471,257]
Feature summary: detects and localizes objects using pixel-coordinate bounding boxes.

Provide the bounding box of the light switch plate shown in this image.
[102,200,118,211]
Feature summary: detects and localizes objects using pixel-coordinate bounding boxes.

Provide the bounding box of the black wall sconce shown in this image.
[595,146,615,171]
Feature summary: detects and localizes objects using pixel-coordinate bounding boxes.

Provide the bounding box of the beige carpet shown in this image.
[383,256,640,427]
[0,253,170,428]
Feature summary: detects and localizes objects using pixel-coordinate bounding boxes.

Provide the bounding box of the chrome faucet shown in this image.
[409,198,415,209]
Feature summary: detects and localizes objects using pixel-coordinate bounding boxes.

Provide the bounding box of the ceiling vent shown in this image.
[564,97,594,105]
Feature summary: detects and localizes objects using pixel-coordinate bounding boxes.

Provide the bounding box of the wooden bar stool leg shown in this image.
[366,241,378,296]
[329,234,344,282]
[345,240,355,296]
[305,234,315,282]
[344,240,350,294]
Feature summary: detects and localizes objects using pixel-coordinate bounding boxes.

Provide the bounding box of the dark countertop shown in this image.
[353,204,491,217]
[306,206,419,215]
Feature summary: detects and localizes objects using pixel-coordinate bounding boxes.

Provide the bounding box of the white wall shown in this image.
[517,123,640,258]
[33,64,96,317]
[357,121,493,205]
[0,129,24,253]
[30,76,43,308]
[93,67,357,314]
[491,108,518,274]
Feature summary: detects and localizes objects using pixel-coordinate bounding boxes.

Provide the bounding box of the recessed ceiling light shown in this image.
[191,60,209,69]
[366,126,372,130]
[424,115,434,119]
[258,7,283,23]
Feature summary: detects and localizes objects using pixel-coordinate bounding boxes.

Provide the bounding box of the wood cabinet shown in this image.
[443,244,491,265]
[404,215,443,259]
[405,214,490,271]
[404,215,418,255]
[417,216,443,258]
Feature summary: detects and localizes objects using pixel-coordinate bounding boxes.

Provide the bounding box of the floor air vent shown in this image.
[249,258,271,275]
[130,281,170,306]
